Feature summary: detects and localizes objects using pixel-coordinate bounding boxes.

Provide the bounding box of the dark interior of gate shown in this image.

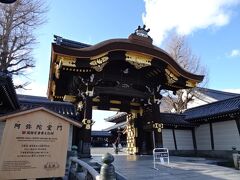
[47,27,204,156]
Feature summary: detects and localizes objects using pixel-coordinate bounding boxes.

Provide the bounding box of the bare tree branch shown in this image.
[0,0,47,89]
[163,34,208,113]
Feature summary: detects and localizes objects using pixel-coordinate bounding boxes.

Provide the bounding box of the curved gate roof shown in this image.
[47,27,204,111]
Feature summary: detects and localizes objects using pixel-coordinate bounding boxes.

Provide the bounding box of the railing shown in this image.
[67,152,118,180]
[68,157,100,180]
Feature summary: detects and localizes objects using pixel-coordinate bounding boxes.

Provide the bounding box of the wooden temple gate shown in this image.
[47,26,203,157]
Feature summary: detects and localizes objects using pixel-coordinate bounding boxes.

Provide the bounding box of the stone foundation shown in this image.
[170,150,238,160]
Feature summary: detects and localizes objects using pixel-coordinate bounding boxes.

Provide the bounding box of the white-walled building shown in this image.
[105,89,240,159]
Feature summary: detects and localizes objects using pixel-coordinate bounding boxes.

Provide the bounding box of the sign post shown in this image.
[153,148,169,170]
[0,108,81,179]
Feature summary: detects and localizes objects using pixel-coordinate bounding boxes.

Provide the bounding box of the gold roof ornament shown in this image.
[90,53,109,72]
[125,51,152,69]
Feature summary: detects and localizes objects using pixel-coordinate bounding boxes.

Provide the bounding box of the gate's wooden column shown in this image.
[138,101,163,154]
[78,95,93,158]
[135,114,145,155]
[126,113,138,155]
[126,108,145,155]
[151,102,163,148]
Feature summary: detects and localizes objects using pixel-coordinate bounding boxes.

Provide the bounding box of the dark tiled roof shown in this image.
[91,131,112,137]
[0,72,20,113]
[195,87,240,101]
[54,35,91,49]
[103,121,127,131]
[104,112,127,123]
[158,113,194,127]
[104,112,195,131]
[184,95,240,121]
[18,94,78,119]
[104,89,240,128]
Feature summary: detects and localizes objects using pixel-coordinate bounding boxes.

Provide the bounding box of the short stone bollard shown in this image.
[233,153,240,170]
[71,145,78,157]
[100,153,116,180]
[67,145,79,179]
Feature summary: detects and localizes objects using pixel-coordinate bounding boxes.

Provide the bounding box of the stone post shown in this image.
[71,145,78,157]
[100,153,116,180]
[232,146,240,170]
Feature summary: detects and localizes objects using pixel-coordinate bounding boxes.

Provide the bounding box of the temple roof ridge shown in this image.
[53,35,91,49]
[184,95,240,121]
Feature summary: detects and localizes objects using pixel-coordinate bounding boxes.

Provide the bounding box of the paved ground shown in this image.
[90,147,240,180]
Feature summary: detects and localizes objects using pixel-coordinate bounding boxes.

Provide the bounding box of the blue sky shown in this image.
[16,0,240,130]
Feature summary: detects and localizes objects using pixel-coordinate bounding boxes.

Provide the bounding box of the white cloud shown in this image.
[229,49,240,57]
[142,0,240,45]
[222,88,240,94]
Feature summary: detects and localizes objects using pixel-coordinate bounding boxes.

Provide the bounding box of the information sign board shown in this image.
[0,108,76,179]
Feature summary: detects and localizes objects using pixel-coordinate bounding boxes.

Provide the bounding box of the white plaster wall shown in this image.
[213,120,240,150]
[0,121,6,145]
[162,129,176,150]
[195,124,211,150]
[68,125,73,151]
[175,130,194,150]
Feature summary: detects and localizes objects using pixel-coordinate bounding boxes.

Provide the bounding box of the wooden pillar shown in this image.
[152,103,163,149]
[137,102,162,155]
[78,96,93,158]
[72,111,83,152]
[148,103,162,153]
[126,102,162,155]
[154,128,163,148]
[135,114,145,155]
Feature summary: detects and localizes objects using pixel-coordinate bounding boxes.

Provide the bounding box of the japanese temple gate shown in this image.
[47,26,204,157]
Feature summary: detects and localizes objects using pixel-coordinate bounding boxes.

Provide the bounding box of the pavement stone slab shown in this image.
[90,147,240,180]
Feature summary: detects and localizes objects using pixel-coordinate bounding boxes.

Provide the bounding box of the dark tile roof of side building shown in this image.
[184,95,240,121]
[157,113,195,127]
[195,87,240,101]
[103,121,127,131]
[104,112,195,131]
[104,93,240,130]
[104,112,127,123]
[0,72,20,113]
[91,131,112,137]
[18,94,78,119]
